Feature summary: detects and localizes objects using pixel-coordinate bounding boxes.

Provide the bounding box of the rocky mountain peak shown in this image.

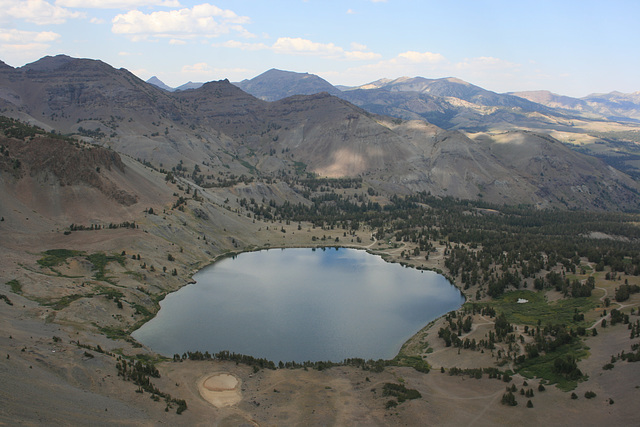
[234,68,340,101]
[20,54,76,72]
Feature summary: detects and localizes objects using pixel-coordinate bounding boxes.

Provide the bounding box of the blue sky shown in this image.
[0,0,637,97]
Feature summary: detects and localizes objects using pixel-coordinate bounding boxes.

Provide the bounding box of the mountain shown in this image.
[338,76,581,130]
[146,76,173,91]
[175,81,204,91]
[1,55,639,211]
[350,76,538,107]
[509,90,589,111]
[225,68,640,132]
[235,72,640,174]
[511,90,640,122]
[0,55,236,170]
[581,91,640,122]
[146,77,204,92]
[234,68,341,101]
[236,72,568,129]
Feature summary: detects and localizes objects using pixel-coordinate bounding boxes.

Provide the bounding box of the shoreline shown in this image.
[133,244,465,366]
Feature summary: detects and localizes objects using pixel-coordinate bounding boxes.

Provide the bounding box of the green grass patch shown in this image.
[132,303,153,320]
[152,292,167,304]
[382,382,422,402]
[87,252,125,282]
[135,353,168,364]
[237,158,257,174]
[477,290,596,327]
[37,249,84,268]
[94,285,124,299]
[517,339,589,391]
[580,264,593,273]
[391,354,430,373]
[98,326,129,340]
[44,294,84,310]
[293,161,307,175]
[6,279,22,294]
[125,271,145,282]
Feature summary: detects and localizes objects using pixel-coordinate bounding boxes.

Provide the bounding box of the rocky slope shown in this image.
[234,69,640,178]
[1,55,639,211]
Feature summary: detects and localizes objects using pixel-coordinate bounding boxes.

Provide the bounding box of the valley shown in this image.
[1,56,640,426]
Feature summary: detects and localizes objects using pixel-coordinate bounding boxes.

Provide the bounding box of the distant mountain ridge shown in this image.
[147,76,173,91]
[148,68,640,125]
[146,76,203,92]
[234,69,341,101]
[511,90,640,122]
[232,69,640,125]
[1,54,639,211]
[230,68,640,178]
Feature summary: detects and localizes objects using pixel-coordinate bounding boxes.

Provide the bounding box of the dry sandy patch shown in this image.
[198,373,242,407]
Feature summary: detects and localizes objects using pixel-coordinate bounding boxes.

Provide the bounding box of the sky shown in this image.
[0,0,638,97]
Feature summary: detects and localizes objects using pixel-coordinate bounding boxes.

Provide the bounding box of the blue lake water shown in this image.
[132,247,464,363]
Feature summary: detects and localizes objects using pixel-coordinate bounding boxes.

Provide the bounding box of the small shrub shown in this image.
[385,399,398,409]
[501,391,517,406]
[6,279,22,294]
[382,383,421,403]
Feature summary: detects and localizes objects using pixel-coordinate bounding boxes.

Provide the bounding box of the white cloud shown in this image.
[270,37,380,60]
[398,51,446,64]
[169,38,186,45]
[346,9,355,14]
[351,42,367,51]
[329,50,528,92]
[176,61,251,83]
[90,17,105,24]
[217,40,268,51]
[217,36,380,61]
[272,37,343,57]
[111,3,251,40]
[181,62,211,73]
[346,51,510,82]
[0,28,60,43]
[345,50,449,80]
[344,50,381,61]
[0,28,61,63]
[1,0,83,25]
[56,0,180,8]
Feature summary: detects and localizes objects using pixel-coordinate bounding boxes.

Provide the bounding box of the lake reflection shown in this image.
[132,248,464,362]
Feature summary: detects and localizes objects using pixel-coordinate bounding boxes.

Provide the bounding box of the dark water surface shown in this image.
[132,248,464,363]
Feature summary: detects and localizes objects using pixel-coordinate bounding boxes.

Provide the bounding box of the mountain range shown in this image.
[0,54,639,212]
[151,70,640,179]
[150,69,640,125]
[511,90,640,123]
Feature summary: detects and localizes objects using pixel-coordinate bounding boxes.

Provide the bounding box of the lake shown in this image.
[132,247,464,363]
